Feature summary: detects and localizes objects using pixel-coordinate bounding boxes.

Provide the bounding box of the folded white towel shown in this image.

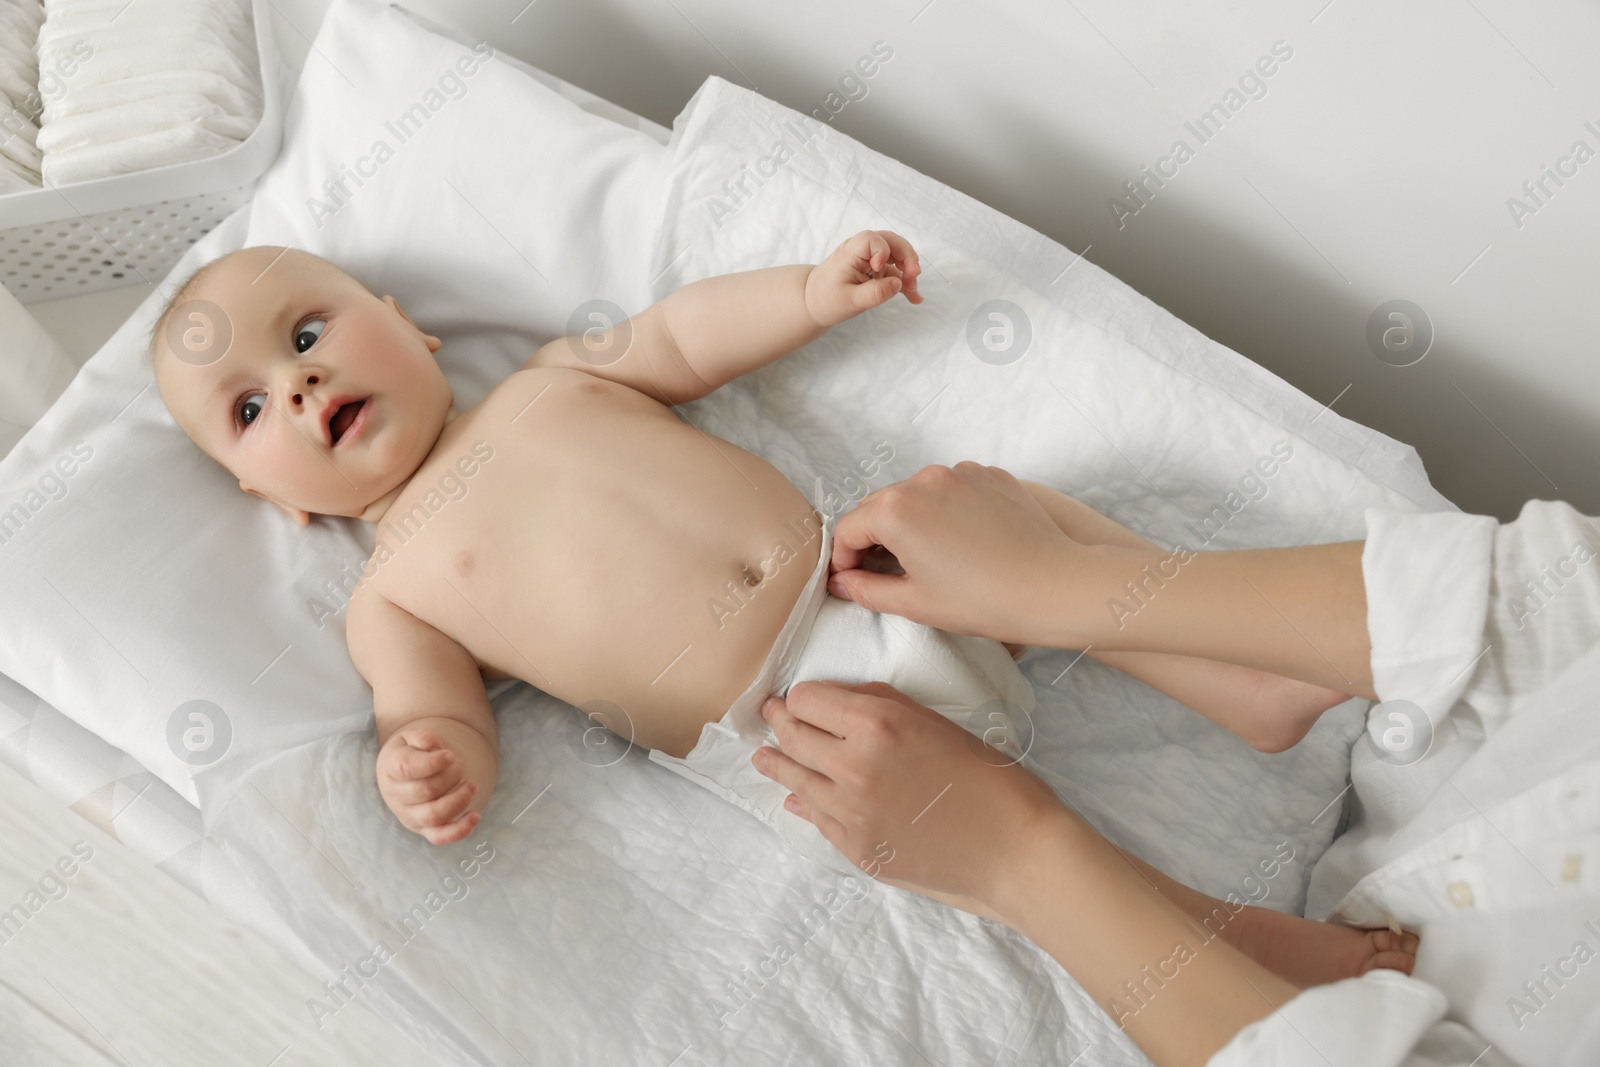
[40,69,259,124]
[39,122,241,184]
[0,0,44,32]
[36,92,257,153]
[0,123,43,174]
[22,0,262,188]
[0,84,42,134]
[0,8,40,47]
[0,138,40,178]
[0,0,45,190]
[38,38,260,98]
[0,158,38,191]
[39,18,255,65]
[42,0,243,14]
[0,100,41,141]
[0,68,38,121]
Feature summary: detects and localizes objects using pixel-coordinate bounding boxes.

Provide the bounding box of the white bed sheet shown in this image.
[0,45,690,1001]
[194,72,1458,1066]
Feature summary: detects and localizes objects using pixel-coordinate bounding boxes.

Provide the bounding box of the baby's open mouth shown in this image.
[329,399,367,445]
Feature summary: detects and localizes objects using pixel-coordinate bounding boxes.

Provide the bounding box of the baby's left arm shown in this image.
[527,230,921,404]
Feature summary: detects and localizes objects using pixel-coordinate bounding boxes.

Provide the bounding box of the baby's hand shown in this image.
[377,727,481,845]
[805,229,923,327]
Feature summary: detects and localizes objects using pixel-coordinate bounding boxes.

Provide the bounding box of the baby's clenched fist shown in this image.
[377,727,481,845]
[805,229,923,328]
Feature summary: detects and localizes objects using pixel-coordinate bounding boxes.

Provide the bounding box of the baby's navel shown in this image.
[456,549,476,578]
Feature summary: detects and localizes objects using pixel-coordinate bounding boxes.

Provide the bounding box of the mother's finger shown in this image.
[760,689,847,767]
[831,491,896,573]
[775,681,864,740]
[752,741,839,813]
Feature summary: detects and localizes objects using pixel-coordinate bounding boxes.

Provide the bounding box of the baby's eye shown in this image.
[294,318,327,353]
[237,391,268,427]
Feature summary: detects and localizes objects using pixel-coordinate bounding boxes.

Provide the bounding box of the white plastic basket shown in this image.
[0,0,284,305]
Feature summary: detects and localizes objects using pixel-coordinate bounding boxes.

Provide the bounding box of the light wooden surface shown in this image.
[0,763,439,1067]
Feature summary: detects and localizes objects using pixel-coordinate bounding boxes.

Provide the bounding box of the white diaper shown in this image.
[647,509,1038,877]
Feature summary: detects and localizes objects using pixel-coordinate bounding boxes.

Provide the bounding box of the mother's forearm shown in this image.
[985,807,1296,1067]
[1038,542,1376,699]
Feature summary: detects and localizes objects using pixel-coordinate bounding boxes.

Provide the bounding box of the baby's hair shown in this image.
[146,246,375,377]
[145,257,225,374]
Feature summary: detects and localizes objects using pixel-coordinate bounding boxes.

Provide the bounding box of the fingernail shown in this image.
[762,697,777,719]
[751,749,768,770]
[826,578,845,598]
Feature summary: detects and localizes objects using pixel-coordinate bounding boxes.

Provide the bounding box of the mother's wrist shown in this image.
[978,802,1090,927]
[1028,542,1146,650]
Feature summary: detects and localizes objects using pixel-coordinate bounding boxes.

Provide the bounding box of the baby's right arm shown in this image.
[347,591,499,845]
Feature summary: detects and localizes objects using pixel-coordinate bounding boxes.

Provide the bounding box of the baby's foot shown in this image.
[1223,904,1419,989]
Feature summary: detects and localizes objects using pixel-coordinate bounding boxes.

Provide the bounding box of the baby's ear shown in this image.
[240,482,312,526]
[384,295,442,353]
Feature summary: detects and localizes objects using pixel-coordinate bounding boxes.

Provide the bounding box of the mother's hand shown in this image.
[828,463,1082,647]
[751,680,1063,914]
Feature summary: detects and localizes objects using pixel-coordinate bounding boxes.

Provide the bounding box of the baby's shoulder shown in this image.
[343,579,389,637]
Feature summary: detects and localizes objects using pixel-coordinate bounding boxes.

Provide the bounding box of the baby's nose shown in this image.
[288,373,321,407]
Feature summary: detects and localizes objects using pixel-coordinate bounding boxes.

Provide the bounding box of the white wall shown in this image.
[271,0,1600,522]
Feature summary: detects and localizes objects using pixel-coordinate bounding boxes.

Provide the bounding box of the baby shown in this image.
[150,231,1412,987]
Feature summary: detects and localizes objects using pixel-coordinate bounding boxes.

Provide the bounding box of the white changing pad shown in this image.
[199,72,1455,1067]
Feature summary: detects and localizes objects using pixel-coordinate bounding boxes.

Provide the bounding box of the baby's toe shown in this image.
[1360,929,1420,975]
[1362,949,1417,976]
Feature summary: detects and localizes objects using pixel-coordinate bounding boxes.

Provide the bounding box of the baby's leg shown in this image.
[1019,481,1350,753]
[1117,850,1418,988]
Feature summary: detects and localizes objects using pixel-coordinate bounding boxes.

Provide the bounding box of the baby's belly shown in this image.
[374,369,825,759]
[517,495,825,758]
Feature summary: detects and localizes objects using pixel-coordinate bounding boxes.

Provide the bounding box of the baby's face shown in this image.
[154,247,453,525]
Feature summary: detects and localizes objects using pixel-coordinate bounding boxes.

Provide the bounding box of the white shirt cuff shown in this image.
[1206,970,1448,1067]
[1361,508,1497,720]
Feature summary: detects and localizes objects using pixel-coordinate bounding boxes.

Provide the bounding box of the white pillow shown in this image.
[0,0,673,805]
[0,282,78,454]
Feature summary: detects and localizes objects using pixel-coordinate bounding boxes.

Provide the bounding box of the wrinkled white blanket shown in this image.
[199,74,1459,1067]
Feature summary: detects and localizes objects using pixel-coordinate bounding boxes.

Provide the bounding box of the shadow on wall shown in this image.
[612,54,1592,521]
[878,108,1599,524]
[358,0,1597,524]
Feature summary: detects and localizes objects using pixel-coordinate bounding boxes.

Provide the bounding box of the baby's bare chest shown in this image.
[358,369,820,715]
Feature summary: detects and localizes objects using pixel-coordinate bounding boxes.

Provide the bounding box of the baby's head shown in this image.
[151,246,453,526]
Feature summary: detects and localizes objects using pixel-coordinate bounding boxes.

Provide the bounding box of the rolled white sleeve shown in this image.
[1216,501,1600,1067]
[1360,507,1497,718]
[1473,500,1600,717]
[1205,971,1447,1067]
[1361,500,1600,726]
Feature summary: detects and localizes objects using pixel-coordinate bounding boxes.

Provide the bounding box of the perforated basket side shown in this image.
[0,185,253,303]
[0,0,281,304]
